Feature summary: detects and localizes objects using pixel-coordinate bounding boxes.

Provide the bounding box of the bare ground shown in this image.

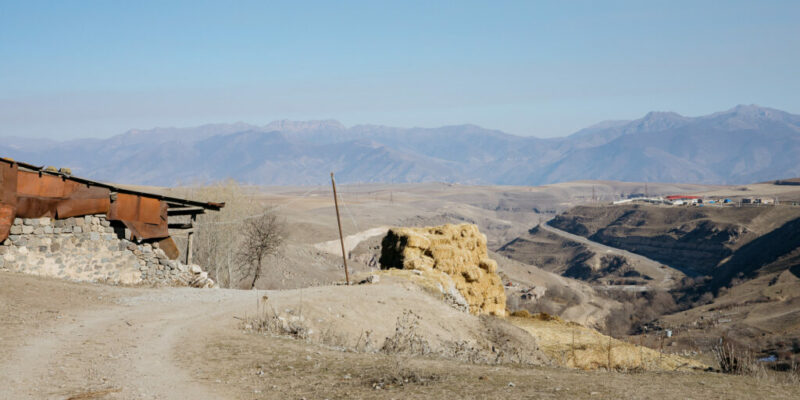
[2,271,799,399]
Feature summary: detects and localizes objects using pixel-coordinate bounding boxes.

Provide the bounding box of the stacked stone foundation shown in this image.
[0,215,214,287]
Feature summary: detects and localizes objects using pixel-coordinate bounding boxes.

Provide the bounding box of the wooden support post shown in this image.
[331,172,350,285]
[186,214,196,265]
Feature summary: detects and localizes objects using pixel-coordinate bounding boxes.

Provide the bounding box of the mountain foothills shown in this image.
[3,105,799,186]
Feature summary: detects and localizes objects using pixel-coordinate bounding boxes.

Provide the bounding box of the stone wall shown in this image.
[0,215,215,287]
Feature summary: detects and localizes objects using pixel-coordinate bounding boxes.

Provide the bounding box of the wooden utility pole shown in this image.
[330,172,350,285]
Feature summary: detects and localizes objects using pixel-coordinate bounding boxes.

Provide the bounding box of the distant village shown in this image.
[612,193,791,207]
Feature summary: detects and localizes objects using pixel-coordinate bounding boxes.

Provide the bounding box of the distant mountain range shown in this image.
[2,105,799,186]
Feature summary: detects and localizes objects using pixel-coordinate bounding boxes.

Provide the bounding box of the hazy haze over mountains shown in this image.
[2,105,799,186]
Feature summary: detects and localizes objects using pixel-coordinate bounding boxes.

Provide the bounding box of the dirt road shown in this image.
[0,280,253,400]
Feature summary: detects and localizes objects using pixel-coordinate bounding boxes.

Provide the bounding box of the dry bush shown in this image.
[170,181,284,288]
[712,339,764,378]
[237,211,286,289]
[380,310,432,356]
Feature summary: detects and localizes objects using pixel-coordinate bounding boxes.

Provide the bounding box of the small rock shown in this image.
[508,382,515,387]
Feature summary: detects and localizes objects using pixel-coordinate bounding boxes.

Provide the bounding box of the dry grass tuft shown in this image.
[242,298,310,341]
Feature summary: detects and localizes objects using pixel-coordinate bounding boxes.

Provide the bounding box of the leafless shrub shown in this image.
[380,310,432,356]
[170,180,263,288]
[237,209,286,289]
[712,339,762,376]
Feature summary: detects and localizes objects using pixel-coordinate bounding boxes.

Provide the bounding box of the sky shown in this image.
[1,0,799,139]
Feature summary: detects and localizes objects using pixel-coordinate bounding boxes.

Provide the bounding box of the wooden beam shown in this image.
[167,207,206,216]
[168,222,193,230]
[186,214,197,265]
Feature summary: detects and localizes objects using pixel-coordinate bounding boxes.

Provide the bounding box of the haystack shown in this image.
[379,223,506,316]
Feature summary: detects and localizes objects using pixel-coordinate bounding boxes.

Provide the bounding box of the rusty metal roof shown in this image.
[0,157,224,211]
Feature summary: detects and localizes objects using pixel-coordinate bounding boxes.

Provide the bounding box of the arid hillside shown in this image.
[495,182,800,371]
[548,203,800,285]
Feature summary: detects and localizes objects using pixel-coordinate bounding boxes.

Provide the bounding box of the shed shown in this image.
[0,157,223,262]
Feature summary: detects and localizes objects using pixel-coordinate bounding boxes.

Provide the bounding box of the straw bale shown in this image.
[380,223,506,316]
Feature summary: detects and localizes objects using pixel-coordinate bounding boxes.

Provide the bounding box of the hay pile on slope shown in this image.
[379,223,506,316]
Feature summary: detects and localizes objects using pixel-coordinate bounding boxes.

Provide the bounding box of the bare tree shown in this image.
[238,209,286,289]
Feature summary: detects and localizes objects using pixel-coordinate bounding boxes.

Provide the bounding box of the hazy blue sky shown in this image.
[1,0,799,139]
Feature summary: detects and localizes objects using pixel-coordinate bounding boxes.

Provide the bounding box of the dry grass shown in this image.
[509,313,706,371]
[242,295,311,341]
[711,339,800,386]
[65,388,122,399]
[179,326,800,400]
